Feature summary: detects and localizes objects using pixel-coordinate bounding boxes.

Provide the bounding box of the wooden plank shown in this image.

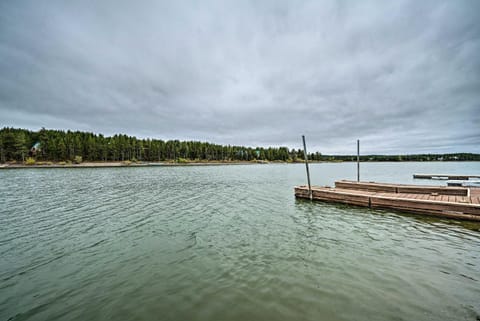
[370,195,480,217]
[298,187,371,206]
[335,181,396,193]
[414,174,480,180]
[471,189,480,198]
[311,189,370,207]
[336,180,468,196]
[397,186,467,196]
[447,176,470,180]
[456,196,469,203]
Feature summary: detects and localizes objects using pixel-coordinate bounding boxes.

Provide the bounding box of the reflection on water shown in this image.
[0,162,479,321]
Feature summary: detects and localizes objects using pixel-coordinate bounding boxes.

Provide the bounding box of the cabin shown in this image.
[30,142,41,156]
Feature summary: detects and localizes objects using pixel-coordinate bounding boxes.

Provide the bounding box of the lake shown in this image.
[1,162,479,321]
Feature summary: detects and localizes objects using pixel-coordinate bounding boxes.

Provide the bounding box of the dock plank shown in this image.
[414,174,480,180]
[471,189,480,198]
[336,180,468,196]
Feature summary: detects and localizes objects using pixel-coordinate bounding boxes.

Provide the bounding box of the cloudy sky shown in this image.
[0,0,479,154]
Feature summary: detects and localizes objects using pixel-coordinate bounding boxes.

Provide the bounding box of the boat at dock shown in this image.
[295,180,480,221]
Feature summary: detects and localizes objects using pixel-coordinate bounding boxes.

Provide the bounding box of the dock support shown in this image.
[302,135,312,200]
[357,139,360,182]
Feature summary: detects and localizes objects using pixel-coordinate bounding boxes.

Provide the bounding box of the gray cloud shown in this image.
[1,0,479,154]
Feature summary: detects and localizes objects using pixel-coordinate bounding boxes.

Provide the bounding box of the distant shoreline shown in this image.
[1,160,479,169]
[0,161,272,169]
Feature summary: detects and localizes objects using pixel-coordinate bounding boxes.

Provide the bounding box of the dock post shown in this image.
[302,135,312,200]
[357,139,360,182]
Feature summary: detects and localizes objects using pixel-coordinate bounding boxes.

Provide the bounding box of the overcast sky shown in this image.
[0,0,479,154]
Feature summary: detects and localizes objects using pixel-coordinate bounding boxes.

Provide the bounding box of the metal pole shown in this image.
[302,135,312,200]
[357,139,360,182]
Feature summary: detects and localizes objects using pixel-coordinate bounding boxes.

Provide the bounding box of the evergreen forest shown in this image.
[1,127,479,163]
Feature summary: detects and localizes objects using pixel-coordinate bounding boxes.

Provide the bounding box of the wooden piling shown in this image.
[302,135,312,200]
[357,139,360,182]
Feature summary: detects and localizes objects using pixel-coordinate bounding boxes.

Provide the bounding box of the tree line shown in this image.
[313,153,480,162]
[1,127,479,163]
[0,127,292,162]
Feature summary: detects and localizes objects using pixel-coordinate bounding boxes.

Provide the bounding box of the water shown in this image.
[1,162,479,321]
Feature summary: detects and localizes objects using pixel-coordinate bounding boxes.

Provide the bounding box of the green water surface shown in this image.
[1,162,479,321]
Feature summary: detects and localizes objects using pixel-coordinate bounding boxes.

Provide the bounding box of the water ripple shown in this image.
[1,164,480,321]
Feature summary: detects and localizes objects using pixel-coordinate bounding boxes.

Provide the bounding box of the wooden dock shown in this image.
[413,174,480,180]
[295,180,480,221]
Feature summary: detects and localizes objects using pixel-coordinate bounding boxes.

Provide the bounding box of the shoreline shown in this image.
[1,160,479,169]
[0,161,276,169]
